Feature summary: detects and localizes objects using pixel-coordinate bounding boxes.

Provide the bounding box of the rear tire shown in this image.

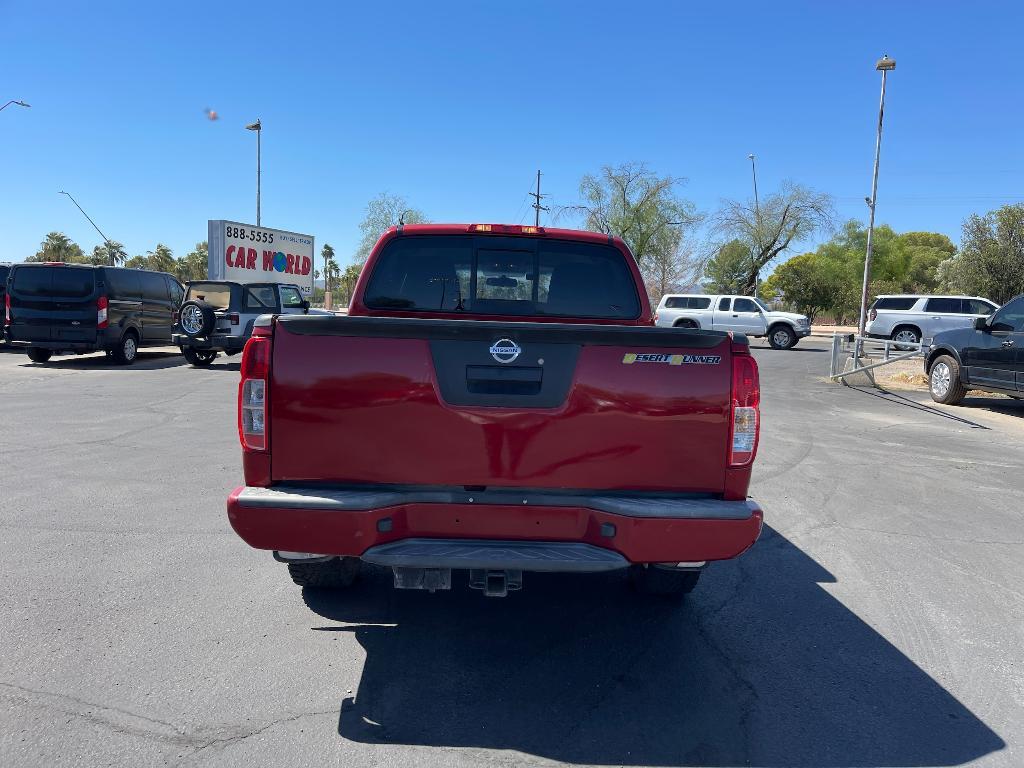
[182,347,217,366]
[111,332,138,365]
[928,354,967,405]
[288,558,360,589]
[629,565,701,597]
[768,325,796,349]
[26,348,52,364]
[891,326,921,350]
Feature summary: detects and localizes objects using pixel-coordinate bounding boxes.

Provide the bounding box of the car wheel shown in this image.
[288,558,360,589]
[179,300,216,338]
[891,326,921,350]
[111,332,138,365]
[628,564,701,597]
[26,348,52,364]
[674,319,699,329]
[929,355,966,405]
[768,325,796,350]
[189,350,217,367]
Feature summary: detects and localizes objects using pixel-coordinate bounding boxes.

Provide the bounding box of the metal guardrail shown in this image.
[829,333,929,380]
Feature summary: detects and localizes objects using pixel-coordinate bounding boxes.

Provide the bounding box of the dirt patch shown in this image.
[888,370,928,388]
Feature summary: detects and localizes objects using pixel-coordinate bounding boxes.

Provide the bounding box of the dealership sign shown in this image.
[207,220,315,295]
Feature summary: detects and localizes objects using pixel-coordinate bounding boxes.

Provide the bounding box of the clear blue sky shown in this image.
[2,0,1022,268]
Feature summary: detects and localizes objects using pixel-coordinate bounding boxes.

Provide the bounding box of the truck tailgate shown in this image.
[268,316,735,493]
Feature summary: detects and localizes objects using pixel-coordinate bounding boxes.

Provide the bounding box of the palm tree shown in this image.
[146,244,175,273]
[30,232,85,263]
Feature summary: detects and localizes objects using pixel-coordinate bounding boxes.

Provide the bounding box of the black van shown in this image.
[4,263,184,364]
[0,263,10,346]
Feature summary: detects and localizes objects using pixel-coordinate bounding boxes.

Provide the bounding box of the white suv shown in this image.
[865,294,997,346]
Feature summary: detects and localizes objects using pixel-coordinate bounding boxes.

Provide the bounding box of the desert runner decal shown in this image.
[622,353,722,365]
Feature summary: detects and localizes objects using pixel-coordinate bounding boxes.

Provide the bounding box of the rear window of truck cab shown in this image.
[665,296,711,309]
[364,235,641,319]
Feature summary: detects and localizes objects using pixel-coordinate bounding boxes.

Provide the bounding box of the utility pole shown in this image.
[58,191,118,265]
[529,170,549,227]
[858,55,896,339]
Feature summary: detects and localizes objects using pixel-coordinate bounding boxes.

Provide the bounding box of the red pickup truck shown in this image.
[227,224,762,598]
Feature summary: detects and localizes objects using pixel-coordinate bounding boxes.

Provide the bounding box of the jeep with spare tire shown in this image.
[173,281,328,366]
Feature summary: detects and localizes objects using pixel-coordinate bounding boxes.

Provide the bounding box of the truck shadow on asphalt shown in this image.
[301,525,1004,767]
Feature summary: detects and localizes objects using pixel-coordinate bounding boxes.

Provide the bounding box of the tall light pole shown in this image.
[858,55,896,338]
[58,191,118,266]
[748,153,760,294]
[1,100,30,112]
[245,119,262,226]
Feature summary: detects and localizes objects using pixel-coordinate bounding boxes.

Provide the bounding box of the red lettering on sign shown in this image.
[286,254,295,274]
[246,248,257,270]
[262,250,274,271]
[225,245,236,267]
[300,255,311,275]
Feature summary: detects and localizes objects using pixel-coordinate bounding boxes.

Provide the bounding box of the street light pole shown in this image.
[1,100,31,112]
[858,55,896,339]
[245,120,262,226]
[58,191,118,265]
[748,153,760,294]
[747,153,760,214]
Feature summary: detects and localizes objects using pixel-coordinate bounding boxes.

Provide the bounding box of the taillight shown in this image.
[238,334,271,451]
[97,295,109,330]
[228,312,240,326]
[4,293,11,327]
[729,353,760,467]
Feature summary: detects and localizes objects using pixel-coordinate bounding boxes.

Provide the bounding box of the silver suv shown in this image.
[173,281,323,366]
[865,294,997,346]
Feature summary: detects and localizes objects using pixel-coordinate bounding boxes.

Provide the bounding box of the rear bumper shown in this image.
[226,485,763,567]
[173,332,246,351]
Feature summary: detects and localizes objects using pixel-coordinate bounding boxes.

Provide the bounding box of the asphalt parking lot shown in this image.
[1,336,1022,767]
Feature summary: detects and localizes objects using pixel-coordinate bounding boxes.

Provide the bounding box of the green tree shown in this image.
[28,232,86,263]
[765,252,846,322]
[938,204,1024,304]
[703,239,750,293]
[145,244,175,274]
[336,263,363,307]
[174,242,207,282]
[87,241,128,266]
[563,162,700,277]
[123,255,148,269]
[711,182,835,294]
[322,243,341,295]
[355,193,428,262]
[321,243,337,293]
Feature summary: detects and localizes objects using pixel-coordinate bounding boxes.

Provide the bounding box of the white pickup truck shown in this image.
[654,294,812,349]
